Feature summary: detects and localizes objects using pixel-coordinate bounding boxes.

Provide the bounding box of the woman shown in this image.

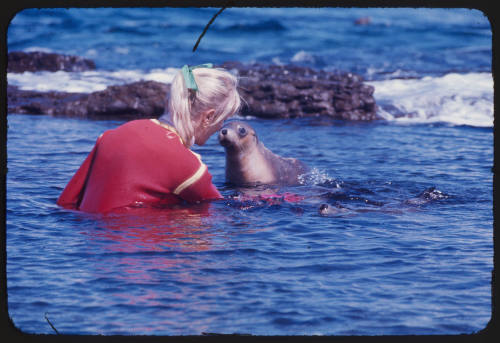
[57,64,241,213]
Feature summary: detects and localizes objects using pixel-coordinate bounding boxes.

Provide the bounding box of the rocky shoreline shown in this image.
[7,51,379,121]
[8,51,96,73]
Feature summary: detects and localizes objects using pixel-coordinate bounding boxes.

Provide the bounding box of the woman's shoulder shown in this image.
[117,119,181,140]
[111,119,204,161]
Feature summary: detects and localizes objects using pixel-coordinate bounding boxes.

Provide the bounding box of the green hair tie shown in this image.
[181,63,213,92]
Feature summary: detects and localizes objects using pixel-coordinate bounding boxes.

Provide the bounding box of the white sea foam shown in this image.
[233,114,257,120]
[23,46,54,53]
[367,72,493,127]
[7,68,179,93]
[291,50,317,63]
[298,167,340,186]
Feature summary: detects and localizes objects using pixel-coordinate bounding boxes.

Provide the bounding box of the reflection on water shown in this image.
[80,204,217,286]
[89,204,216,252]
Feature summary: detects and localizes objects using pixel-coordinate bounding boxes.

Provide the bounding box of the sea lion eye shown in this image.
[238,127,247,135]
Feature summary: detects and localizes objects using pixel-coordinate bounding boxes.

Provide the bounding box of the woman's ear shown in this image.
[203,109,216,126]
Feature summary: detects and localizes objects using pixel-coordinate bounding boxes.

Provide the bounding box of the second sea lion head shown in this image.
[218,121,258,152]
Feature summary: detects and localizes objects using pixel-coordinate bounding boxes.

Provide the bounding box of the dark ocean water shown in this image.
[6,7,493,335]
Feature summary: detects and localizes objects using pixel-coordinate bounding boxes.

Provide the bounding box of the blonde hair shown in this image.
[167,67,241,147]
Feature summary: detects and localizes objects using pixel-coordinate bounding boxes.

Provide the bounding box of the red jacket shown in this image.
[57,119,222,213]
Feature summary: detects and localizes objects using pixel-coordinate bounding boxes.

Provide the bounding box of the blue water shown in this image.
[8,8,491,79]
[6,7,493,335]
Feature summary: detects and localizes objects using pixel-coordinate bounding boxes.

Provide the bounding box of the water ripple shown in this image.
[6,114,492,335]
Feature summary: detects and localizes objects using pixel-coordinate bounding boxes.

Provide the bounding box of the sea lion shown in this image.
[404,187,449,205]
[318,203,349,216]
[319,186,449,216]
[218,121,308,186]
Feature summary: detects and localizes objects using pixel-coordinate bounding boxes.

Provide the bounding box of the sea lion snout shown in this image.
[218,128,230,147]
[218,127,235,148]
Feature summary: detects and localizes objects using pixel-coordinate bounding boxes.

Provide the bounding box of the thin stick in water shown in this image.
[44,312,60,334]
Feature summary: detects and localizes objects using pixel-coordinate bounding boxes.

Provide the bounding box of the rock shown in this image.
[7,85,86,115]
[8,51,96,73]
[7,52,378,121]
[220,62,379,121]
[8,81,170,118]
[71,81,170,117]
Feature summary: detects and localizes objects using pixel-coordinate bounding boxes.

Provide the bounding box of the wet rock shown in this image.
[7,85,86,115]
[8,81,170,118]
[220,62,379,121]
[7,52,378,121]
[8,51,96,73]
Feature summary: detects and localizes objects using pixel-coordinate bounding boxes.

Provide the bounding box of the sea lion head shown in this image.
[318,203,348,216]
[218,121,258,152]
